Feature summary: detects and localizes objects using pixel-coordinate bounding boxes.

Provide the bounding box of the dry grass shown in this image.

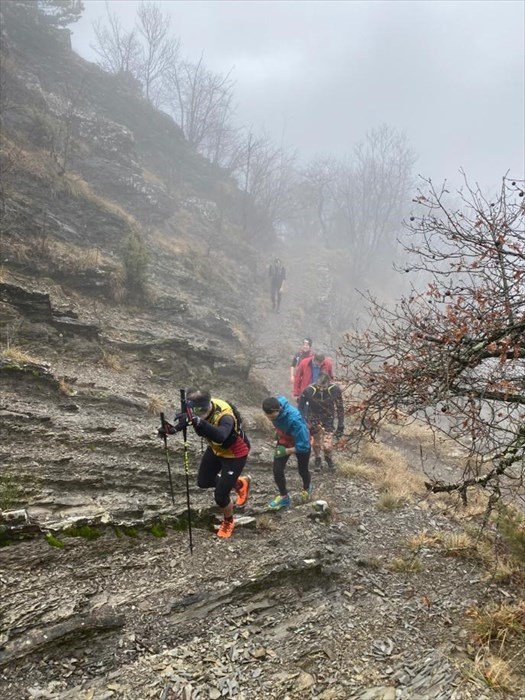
[2,138,138,229]
[407,530,441,550]
[339,438,425,508]
[2,137,52,181]
[472,651,515,692]
[58,173,138,228]
[438,532,484,562]
[1,346,40,364]
[468,602,525,646]
[387,556,424,573]
[256,514,278,531]
[33,238,106,274]
[467,600,525,692]
[58,378,76,396]
[0,266,13,283]
[98,352,122,371]
[142,168,165,188]
[147,396,163,416]
[231,323,248,347]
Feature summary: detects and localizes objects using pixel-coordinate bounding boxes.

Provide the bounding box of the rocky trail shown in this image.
[2,252,524,700]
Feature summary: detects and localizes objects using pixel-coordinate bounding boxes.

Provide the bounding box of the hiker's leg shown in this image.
[215,456,246,510]
[296,450,312,491]
[273,454,290,496]
[197,448,221,489]
[312,425,323,458]
[322,429,333,458]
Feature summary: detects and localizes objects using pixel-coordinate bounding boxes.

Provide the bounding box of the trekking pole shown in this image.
[180,388,194,555]
[159,412,175,506]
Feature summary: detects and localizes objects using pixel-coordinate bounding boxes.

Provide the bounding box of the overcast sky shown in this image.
[71,0,524,191]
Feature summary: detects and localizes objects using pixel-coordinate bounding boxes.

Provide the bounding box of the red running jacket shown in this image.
[293,356,334,398]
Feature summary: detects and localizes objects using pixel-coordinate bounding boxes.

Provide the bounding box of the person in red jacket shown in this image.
[290,337,313,384]
[293,352,333,399]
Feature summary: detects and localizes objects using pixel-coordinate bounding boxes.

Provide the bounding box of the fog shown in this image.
[71,0,524,191]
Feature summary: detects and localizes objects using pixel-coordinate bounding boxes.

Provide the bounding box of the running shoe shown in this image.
[217,519,235,538]
[236,475,251,507]
[267,494,291,510]
[299,483,314,502]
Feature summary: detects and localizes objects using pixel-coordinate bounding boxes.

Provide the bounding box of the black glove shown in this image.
[191,415,202,429]
[158,421,176,439]
[173,411,190,431]
[334,425,344,440]
[158,412,189,438]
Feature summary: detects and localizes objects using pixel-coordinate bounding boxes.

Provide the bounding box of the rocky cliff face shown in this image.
[3,7,522,700]
[1,1,260,397]
[0,1,272,522]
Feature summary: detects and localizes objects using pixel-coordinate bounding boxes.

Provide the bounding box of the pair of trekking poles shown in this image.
[159,388,194,554]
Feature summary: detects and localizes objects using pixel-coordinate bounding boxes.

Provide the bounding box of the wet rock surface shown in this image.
[1,254,523,700]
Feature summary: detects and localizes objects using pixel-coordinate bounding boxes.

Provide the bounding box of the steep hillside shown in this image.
[1,1,263,396]
[0,1,339,526]
[2,6,523,700]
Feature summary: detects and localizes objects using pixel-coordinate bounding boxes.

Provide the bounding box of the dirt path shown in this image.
[1,250,523,700]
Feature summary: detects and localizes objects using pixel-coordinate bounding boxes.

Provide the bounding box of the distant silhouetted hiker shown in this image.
[262,395,312,510]
[290,337,313,384]
[269,257,286,312]
[293,352,334,400]
[158,388,251,539]
[299,372,344,471]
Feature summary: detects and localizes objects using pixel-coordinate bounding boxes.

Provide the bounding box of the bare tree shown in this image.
[330,126,416,270]
[291,155,339,242]
[91,4,141,76]
[339,175,525,504]
[163,54,236,164]
[288,126,416,285]
[136,1,177,106]
[232,128,297,240]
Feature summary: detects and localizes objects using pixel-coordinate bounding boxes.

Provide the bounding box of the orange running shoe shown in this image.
[236,475,251,507]
[217,518,235,539]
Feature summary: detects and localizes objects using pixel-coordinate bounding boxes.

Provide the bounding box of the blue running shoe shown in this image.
[268,494,291,510]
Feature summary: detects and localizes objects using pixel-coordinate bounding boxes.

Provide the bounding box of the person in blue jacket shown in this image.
[262,395,313,510]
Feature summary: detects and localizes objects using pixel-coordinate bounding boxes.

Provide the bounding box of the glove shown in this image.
[157,421,176,439]
[191,415,202,429]
[334,425,344,440]
[173,411,190,431]
[274,445,288,459]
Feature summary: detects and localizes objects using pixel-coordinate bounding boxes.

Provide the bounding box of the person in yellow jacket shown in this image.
[169,388,251,539]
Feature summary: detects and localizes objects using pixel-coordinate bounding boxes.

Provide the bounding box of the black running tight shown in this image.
[197,447,247,508]
[273,450,311,496]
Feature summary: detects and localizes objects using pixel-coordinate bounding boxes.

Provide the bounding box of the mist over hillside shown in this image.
[2,4,523,700]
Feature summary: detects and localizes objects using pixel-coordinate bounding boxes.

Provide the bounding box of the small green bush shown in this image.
[46,533,65,548]
[121,229,150,300]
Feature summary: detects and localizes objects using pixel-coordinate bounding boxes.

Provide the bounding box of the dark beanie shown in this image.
[262,397,281,414]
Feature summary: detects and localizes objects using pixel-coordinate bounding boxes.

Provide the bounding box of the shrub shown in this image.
[121,229,150,300]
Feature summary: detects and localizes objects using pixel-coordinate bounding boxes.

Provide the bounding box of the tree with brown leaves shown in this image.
[339,175,525,504]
